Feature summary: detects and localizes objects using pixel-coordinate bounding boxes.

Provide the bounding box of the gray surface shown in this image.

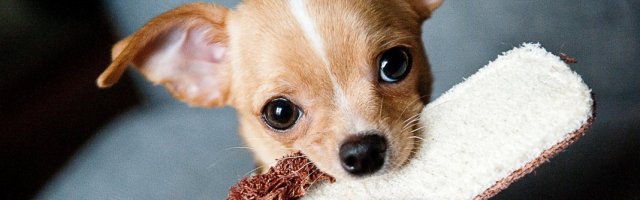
[39,0,639,199]
[37,1,253,199]
[37,103,251,200]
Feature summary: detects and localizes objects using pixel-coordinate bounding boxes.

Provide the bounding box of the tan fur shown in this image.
[98,0,442,179]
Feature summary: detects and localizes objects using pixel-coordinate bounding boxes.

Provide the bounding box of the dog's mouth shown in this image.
[324,123,424,179]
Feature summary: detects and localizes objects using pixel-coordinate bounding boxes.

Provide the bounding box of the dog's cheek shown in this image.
[385,100,424,169]
[415,66,433,105]
[294,130,343,177]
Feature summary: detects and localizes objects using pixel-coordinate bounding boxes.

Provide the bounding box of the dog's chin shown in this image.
[326,169,386,181]
[324,161,397,181]
[375,129,423,176]
[315,149,412,181]
[302,126,423,180]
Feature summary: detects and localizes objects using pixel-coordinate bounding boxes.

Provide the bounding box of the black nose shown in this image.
[339,134,387,176]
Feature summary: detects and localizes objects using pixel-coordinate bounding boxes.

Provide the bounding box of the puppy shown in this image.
[98,0,442,179]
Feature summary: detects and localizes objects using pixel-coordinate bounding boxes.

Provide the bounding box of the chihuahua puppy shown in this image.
[98,0,442,179]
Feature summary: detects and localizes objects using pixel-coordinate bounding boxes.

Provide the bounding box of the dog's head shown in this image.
[98,0,442,179]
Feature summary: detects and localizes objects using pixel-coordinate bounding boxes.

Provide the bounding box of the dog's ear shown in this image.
[97,3,231,107]
[408,0,444,20]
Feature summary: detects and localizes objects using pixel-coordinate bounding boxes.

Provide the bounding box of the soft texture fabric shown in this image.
[305,43,594,199]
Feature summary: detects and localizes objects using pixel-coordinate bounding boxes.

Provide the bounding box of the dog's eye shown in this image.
[379,47,412,83]
[262,98,301,131]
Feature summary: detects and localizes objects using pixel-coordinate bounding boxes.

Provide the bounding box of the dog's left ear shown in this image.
[408,0,444,21]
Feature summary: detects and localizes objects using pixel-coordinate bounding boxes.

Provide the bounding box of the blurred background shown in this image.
[1,0,638,199]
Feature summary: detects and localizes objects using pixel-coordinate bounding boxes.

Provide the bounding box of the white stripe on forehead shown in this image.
[288,0,375,133]
[288,0,329,66]
[288,1,348,108]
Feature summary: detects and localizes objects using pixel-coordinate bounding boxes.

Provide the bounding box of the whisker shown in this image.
[242,165,266,177]
[401,112,422,125]
[400,122,416,133]
[302,167,324,183]
[307,168,320,178]
[410,126,426,134]
[407,135,426,141]
[293,161,315,173]
[400,115,421,132]
[400,120,422,135]
[400,115,422,132]
[392,94,431,125]
[223,146,256,151]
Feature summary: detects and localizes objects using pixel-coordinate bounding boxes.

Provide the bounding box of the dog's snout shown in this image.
[339,134,387,176]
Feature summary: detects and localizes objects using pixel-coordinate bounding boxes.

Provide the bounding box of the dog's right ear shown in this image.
[408,0,444,21]
[97,3,231,107]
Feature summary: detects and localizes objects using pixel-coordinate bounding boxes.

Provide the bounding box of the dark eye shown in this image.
[261,98,301,131]
[379,47,412,83]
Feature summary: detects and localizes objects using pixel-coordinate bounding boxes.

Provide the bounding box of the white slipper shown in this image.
[305,43,594,199]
